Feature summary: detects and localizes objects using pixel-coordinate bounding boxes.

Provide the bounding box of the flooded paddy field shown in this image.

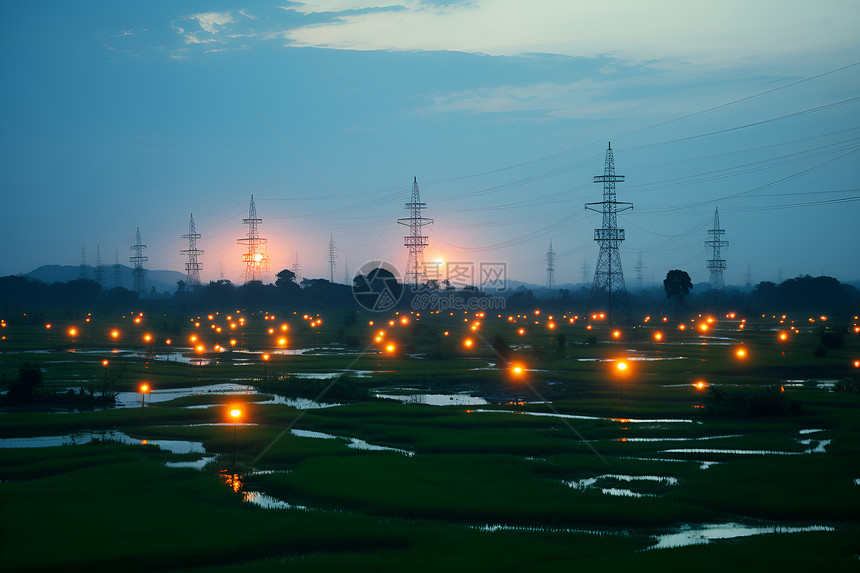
[1,311,858,570]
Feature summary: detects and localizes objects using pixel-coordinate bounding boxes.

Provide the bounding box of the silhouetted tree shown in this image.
[664,269,693,312]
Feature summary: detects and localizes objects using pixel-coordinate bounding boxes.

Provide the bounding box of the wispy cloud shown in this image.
[190,12,234,34]
[281,0,860,70]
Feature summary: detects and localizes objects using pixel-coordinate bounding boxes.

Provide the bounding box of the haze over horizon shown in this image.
[2,1,859,287]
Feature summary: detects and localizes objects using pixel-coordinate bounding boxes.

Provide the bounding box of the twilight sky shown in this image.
[1,1,859,288]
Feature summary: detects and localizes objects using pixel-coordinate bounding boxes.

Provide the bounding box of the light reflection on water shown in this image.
[0,431,205,454]
[290,428,415,456]
[374,391,489,406]
[468,409,694,424]
[563,474,679,498]
[647,523,834,550]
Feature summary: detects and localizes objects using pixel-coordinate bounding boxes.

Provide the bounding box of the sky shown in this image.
[1,1,859,289]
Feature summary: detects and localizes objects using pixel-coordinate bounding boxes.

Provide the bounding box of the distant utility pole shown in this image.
[328,234,337,283]
[705,207,729,310]
[181,213,204,286]
[581,257,589,286]
[585,143,632,324]
[114,251,122,289]
[130,228,148,298]
[397,177,433,288]
[546,241,556,290]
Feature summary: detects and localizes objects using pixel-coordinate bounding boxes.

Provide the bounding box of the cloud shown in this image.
[190,12,234,33]
[281,0,860,69]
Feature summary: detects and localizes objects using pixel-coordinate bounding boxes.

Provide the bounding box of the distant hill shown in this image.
[25,265,185,294]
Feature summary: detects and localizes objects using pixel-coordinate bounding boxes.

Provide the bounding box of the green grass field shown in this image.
[1,307,859,570]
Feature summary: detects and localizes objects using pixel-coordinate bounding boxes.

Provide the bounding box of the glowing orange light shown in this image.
[463,338,473,348]
[586,325,592,330]
[612,330,621,338]
[102,359,109,367]
[736,348,747,359]
[280,324,288,331]
[518,328,525,335]
[143,333,152,342]
[443,331,449,336]
[400,317,409,325]
[134,317,141,324]
[534,310,540,316]
[663,317,668,322]
[165,339,171,345]
[194,322,200,328]
[230,408,241,420]
[699,324,709,332]
[548,322,556,330]
[139,383,150,393]
[591,314,598,320]
[679,324,686,331]
[654,332,663,341]
[278,338,287,346]
[599,313,605,319]
[230,323,237,329]
[616,361,628,371]
[262,353,270,361]
[196,345,205,353]
[230,339,237,347]
[511,364,524,375]
[386,344,395,353]
[854,360,859,368]
[779,332,788,341]
[190,335,198,342]
[694,381,706,390]
[68,328,77,336]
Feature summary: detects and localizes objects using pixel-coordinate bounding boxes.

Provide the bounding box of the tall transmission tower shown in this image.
[95,246,104,288]
[291,253,303,283]
[129,228,148,298]
[114,251,122,289]
[397,177,434,288]
[328,234,337,283]
[745,264,753,289]
[79,244,88,280]
[705,207,729,309]
[237,195,269,284]
[581,257,589,285]
[585,143,632,324]
[634,252,647,290]
[546,241,556,290]
[181,213,204,286]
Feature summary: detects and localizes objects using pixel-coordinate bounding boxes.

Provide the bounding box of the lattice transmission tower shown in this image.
[328,234,337,283]
[546,241,556,289]
[291,253,303,283]
[129,228,148,298]
[586,143,632,324]
[634,252,647,290]
[181,213,204,286]
[705,207,729,309]
[397,177,433,287]
[237,195,269,284]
